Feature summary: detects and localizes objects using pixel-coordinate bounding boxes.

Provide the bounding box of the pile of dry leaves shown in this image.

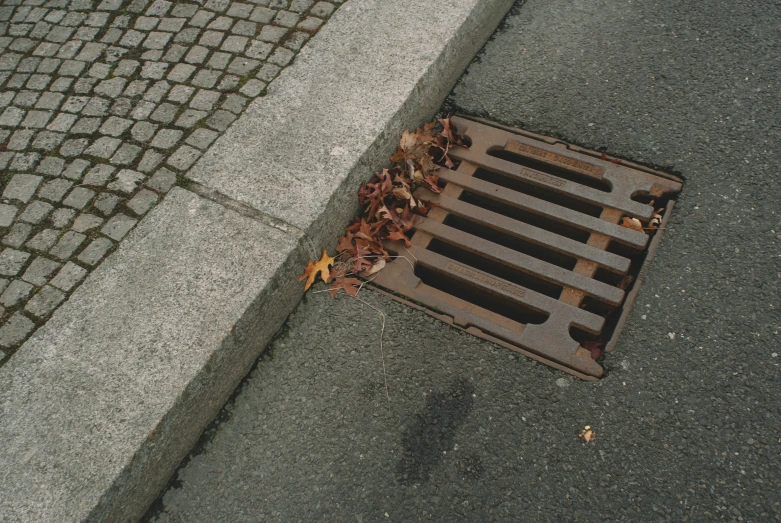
[300,118,468,297]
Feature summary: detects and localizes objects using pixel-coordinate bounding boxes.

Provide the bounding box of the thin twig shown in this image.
[351,295,390,401]
[341,253,415,268]
[310,288,390,400]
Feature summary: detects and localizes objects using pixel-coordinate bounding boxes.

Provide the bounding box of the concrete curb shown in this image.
[0,1,514,521]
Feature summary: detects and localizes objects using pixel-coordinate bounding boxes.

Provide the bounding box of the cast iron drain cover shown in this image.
[371,116,682,379]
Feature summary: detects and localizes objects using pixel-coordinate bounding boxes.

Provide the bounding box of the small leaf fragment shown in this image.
[364,258,386,276]
[579,426,596,443]
[649,209,664,228]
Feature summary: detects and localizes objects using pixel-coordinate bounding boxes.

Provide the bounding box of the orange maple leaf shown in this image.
[299,249,335,290]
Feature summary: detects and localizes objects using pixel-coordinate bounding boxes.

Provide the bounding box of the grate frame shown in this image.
[369,116,682,379]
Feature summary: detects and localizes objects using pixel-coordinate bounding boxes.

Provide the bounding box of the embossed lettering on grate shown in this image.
[371,116,682,379]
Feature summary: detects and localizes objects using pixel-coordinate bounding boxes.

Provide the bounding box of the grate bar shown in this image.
[448,148,655,219]
[415,217,625,305]
[409,245,606,333]
[448,115,677,220]
[419,189,631,273]
[438,168,650,248]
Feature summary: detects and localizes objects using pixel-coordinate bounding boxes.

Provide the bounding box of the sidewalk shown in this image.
[148,0,781,521]
[0,0,342,362]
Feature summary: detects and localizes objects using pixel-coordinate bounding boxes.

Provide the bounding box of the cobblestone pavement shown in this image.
[0,0,341,363]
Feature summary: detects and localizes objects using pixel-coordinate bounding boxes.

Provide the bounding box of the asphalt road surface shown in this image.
[146,0,781,521]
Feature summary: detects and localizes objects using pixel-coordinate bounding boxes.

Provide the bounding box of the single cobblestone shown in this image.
[107,168,144,193]
[185,127,218,149]
[0,248,30,276]
[0,279,33,307]
[49,230,86,260]
[0,312,34,348]
[145,167,176,192]
[25,228,60,252]
[101,213,137,240]
[0,205,19,227]
[62,186,96,209]
[82,164,116,187]
[0,0,340,361]
[126,188,158,215]
[62,158,90,180]
[84,136,121,158]
[3,224,33,249]
[71,213,104,233]
[50,208,77,228]
[93,192,120,215]
[21,256,60,286]
[166,143,200,170]
[77,237,113,265]
[100,115,133,136]
[3,173,42,203]
[149,127,182,149]
[50,261,87,291]
[25,284,65,318]
[19,200,53,224]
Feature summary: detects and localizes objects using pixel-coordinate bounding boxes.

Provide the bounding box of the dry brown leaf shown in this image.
[303,118,469,297]
[328,276,362,297]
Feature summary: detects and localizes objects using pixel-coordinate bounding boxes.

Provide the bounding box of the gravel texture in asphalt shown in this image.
[147,0,781,521]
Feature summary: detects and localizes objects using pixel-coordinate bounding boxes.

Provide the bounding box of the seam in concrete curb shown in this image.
[185,181,318,258]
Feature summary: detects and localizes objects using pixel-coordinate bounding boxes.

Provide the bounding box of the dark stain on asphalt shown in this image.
[397,377,475,484]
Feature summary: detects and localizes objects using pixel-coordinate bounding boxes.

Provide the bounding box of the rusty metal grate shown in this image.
[371,116,682,379]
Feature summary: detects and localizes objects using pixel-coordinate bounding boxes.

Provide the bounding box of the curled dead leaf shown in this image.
[649,209,664,228]
[364,258,386,276]
[392,184,413,201]
[620,216,644,232]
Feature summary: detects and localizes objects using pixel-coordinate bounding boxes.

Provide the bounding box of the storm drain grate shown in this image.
[371,116,682,379]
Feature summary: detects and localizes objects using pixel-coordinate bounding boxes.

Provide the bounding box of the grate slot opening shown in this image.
[472,168,604,217]
[487,147,612,192]
[592,267,630,288]
[442,214,579,270]
[579,296,617,319]
[414,264,550,325]
[606,238,648,257]
[569,326,602,345]
[630,192,678,222]
[571,299,623,350]
[458,191,592,244]
[427,239,565,298]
